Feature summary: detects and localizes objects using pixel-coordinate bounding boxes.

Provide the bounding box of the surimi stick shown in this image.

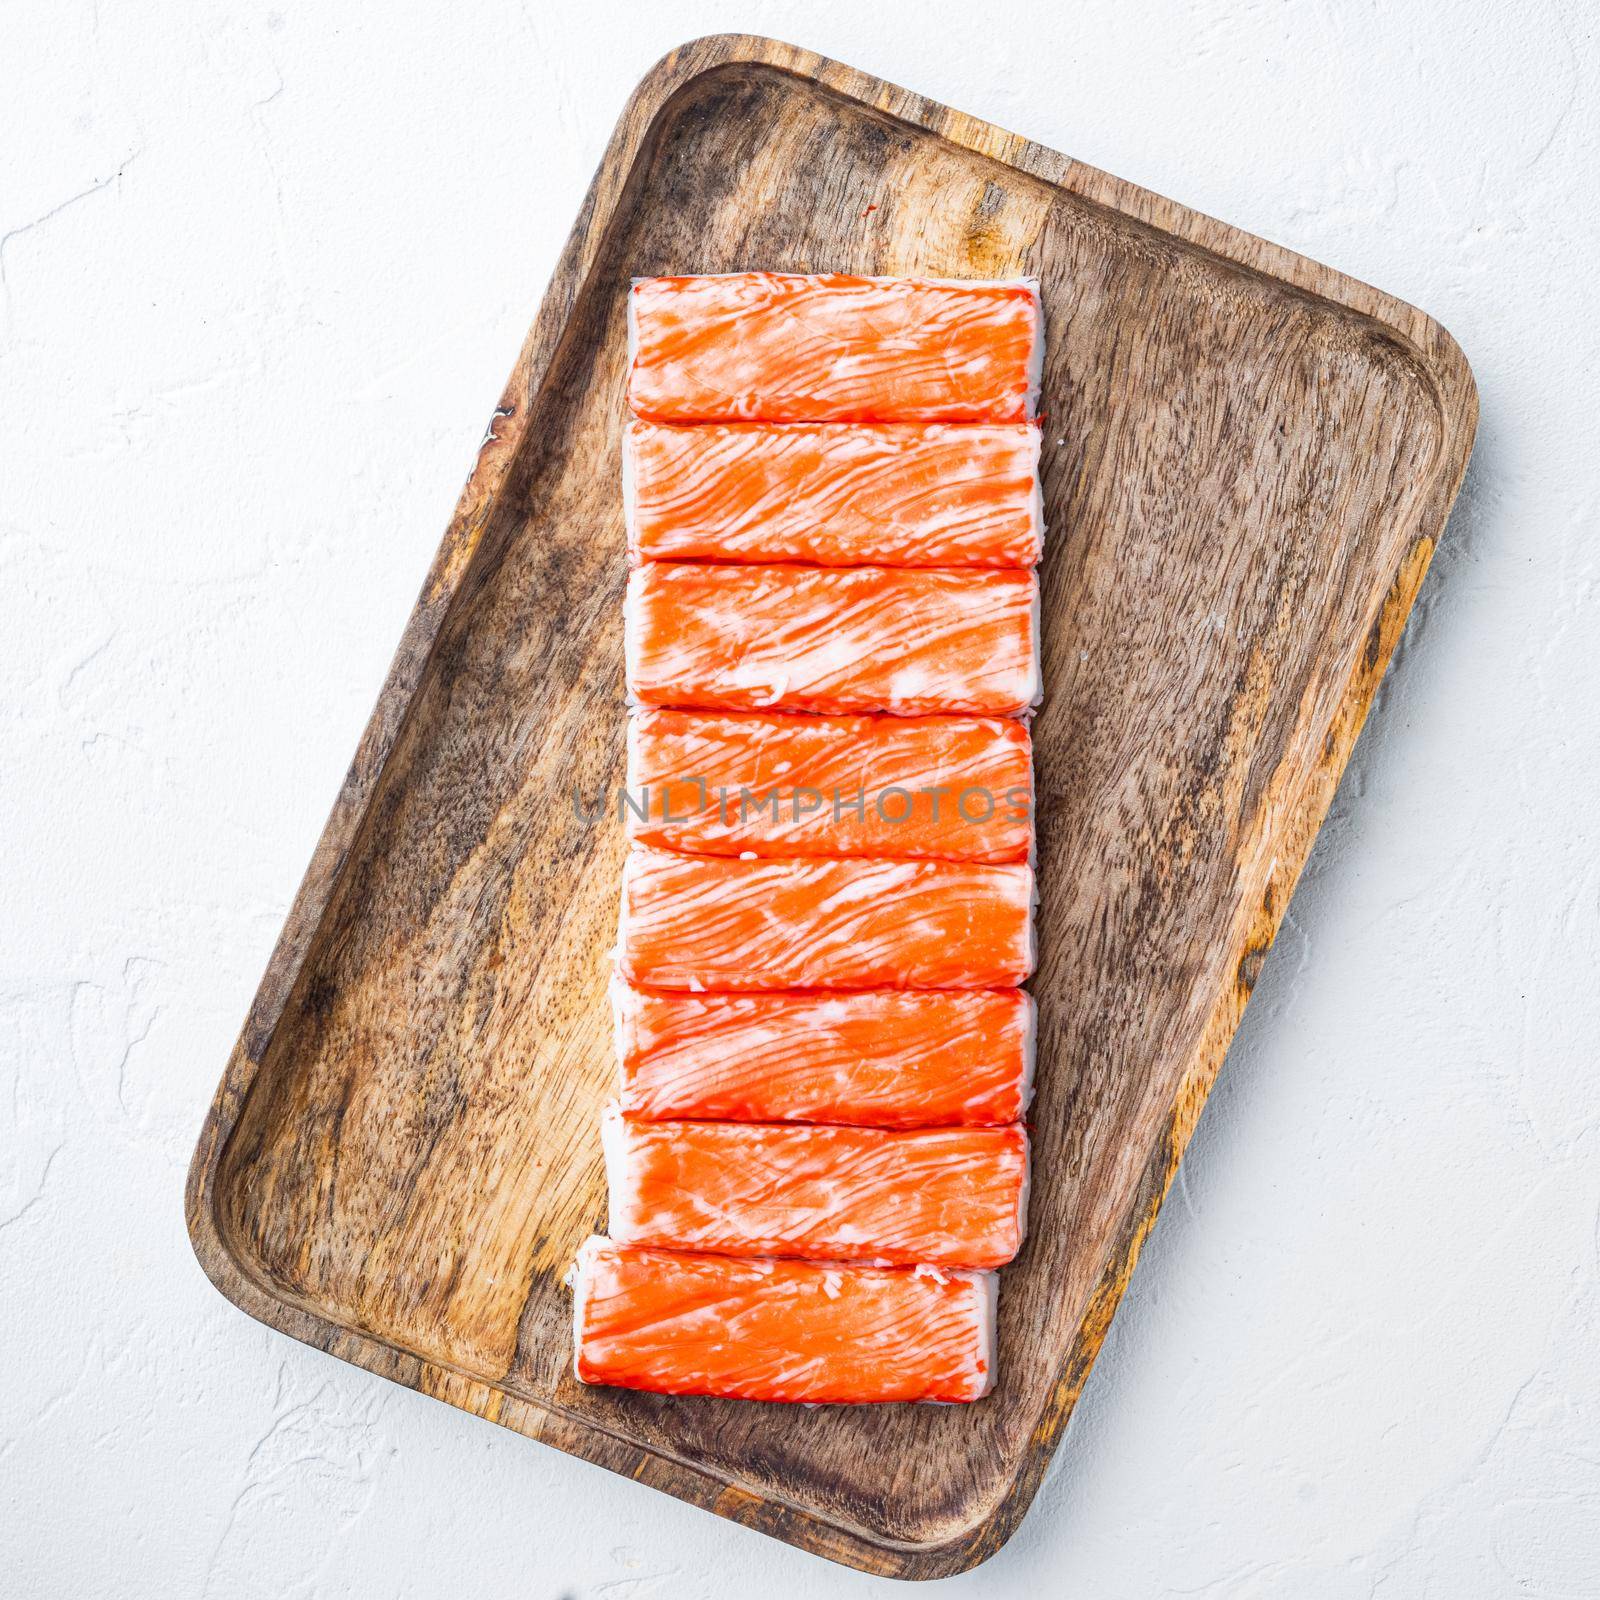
[627,274,1042,424]
[624,562,1040,718]
[602,1109,1030,1269]
[571,1237,997,1404]
[624,421,1043,568]
[625,709,1032,864]
[617,848,1034,991]
[613,982,1034,1128]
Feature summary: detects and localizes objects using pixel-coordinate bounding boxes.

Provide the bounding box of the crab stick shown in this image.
[627,274,1042,425]
[625,709,1032,863]
[571,1237,997,1404]
[602,1110,1029,1269]
[613,982,1033,1128]
[624,563,1040,718]
[617,848,1034,992]
[624,420,1043,568]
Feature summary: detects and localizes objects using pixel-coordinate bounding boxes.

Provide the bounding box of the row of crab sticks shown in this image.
[575,274,1045,1405]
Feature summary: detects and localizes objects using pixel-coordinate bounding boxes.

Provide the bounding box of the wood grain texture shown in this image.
[184,34,1477,1579]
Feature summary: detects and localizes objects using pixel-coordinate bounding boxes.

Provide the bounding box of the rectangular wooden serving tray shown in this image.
[186,34,1476,1579]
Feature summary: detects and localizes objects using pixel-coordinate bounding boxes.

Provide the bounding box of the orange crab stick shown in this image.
[572,1237,997,1404]
[602,1110,1030,1269]
[613,982,1034,1128]
[617,849,1034,991]
[625,709,1033,863]
[624,563,1040,717]
[627,274,1042,424]
[625,421,1043,568]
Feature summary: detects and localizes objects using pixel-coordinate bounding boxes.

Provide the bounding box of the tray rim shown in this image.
[184,32,1479,1580]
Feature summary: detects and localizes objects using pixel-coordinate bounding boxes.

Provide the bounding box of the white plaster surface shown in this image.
[4,3,1598,1595]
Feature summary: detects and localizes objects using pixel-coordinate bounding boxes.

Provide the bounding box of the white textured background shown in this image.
[4,3,1597,1595]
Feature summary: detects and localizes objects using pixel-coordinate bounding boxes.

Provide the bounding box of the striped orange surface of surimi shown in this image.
[625,562,1039,717]
[602,1109,1030,1269]
[625,709,1032,863]
[572,1237,996,1404]
[625,421,1043,568]
[627,274,1042,424]
[613,982,1034,1127]
[576,270,1047,1410]
[618,848,1034,991]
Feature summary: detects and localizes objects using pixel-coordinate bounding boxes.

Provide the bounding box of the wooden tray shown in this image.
[186,34,1476,1578]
